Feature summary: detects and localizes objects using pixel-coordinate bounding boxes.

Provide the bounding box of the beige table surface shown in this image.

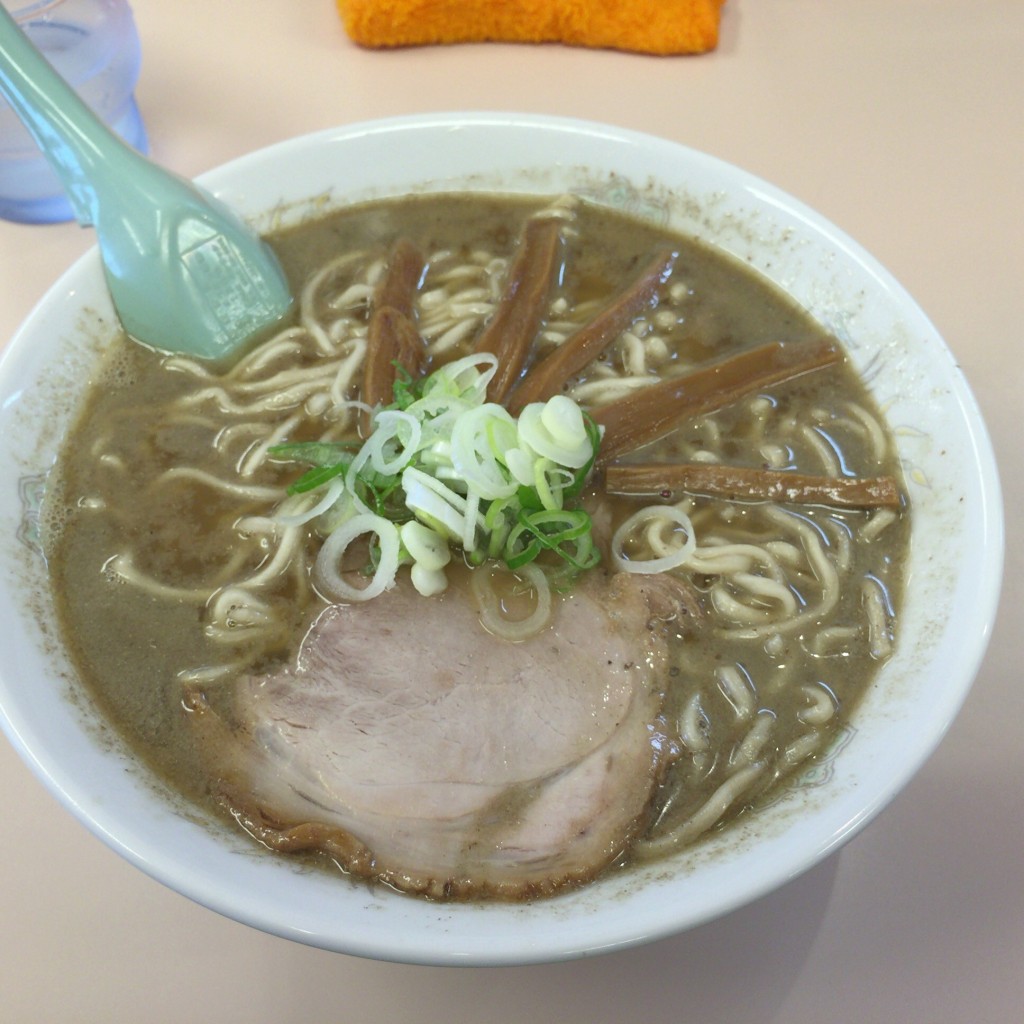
[1,2,1020,1021]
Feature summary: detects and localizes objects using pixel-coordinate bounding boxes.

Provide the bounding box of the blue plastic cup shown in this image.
[0,0,147,224]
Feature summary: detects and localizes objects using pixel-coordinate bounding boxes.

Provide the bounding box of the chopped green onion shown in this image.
[270,353,602,601]
[268,440,359,467]
[562,414,602,500]
[286,462,349,496]
[267,441,359,496]
[504,508,599,572]
[400,520,451,571]
[390,363,426,411]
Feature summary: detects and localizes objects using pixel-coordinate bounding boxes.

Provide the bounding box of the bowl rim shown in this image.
[0,111,1005,965]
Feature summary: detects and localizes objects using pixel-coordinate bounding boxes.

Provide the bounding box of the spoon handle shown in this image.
[0,5,293,361]
[0,5,140,225]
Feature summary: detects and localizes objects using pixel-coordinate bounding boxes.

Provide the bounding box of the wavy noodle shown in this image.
[863,576,894,659]
[154,467,284,503]
[860,507,898,541]
[798,683,837,726]
[678,691,710,754]
[804,624,861,657]
[619,332,647,376]
[716,664,757,720]
[801,425,842,476]
[569,375,657,406]
[735,711,775,765]
[237,413,303,478]
[636,762,766,860]
[845,400,891,463]
[105,553,216,604]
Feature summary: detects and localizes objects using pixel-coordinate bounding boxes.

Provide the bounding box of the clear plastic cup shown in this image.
[0,0,147,224]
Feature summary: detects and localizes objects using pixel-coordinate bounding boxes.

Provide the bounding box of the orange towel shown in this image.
[337,0,726,56]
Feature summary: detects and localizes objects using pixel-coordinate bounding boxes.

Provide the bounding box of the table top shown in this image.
[1,2,1020,1021]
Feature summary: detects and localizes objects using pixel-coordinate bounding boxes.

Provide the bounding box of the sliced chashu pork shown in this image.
[186,571,685,900]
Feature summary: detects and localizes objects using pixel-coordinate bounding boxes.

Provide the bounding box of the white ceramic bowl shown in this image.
[0,113,1003,966]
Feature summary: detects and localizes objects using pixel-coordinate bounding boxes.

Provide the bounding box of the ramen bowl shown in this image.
[0,113,1002,966]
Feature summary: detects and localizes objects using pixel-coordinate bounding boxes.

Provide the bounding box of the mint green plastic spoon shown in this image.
[0,7,293,361]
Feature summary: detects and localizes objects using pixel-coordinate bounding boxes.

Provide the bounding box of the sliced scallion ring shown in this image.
[314,513,401,602]
[611,505,696,575]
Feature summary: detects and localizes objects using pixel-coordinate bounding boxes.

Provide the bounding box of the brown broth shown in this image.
[44,192,908,889]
